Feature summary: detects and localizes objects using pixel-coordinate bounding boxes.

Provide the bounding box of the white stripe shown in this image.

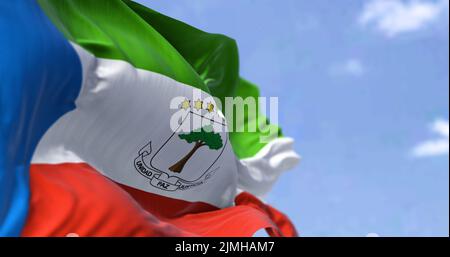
[237,138,300,198]
[31,43,300,207]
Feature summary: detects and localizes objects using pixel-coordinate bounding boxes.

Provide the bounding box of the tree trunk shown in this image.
[169,142,204,173]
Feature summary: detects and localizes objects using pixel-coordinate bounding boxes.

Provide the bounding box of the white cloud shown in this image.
[330,58,365,77]
[359,0,449,37]
[412,119,449,158]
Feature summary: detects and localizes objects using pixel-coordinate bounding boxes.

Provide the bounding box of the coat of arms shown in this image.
[134,98,227,191]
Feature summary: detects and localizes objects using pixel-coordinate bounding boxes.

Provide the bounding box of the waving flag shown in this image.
[0,0,300,237]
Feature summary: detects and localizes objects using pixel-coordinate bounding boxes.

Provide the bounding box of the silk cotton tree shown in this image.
[169,126,223,173]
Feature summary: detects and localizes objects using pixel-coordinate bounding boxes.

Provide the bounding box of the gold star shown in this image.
[206,102,215,113]
[181,99,190,110]
[194,99,203,111]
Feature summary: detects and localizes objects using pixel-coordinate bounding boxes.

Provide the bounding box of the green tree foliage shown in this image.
[179,126,223,150]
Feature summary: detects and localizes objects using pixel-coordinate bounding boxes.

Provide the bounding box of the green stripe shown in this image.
[38,0,208,93]
[125,0,240,104]
[38,0,282,159]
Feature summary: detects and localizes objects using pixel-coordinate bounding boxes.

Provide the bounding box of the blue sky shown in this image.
[138,0,449,236]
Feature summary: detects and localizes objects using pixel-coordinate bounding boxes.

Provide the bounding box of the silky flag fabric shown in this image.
[0,0,300,237]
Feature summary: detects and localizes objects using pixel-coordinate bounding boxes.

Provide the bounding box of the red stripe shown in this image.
[118,183,218,219]
[22,163,190,237]
[235,192,298,237]
[23,163,297,237]
[118,184,298,237]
